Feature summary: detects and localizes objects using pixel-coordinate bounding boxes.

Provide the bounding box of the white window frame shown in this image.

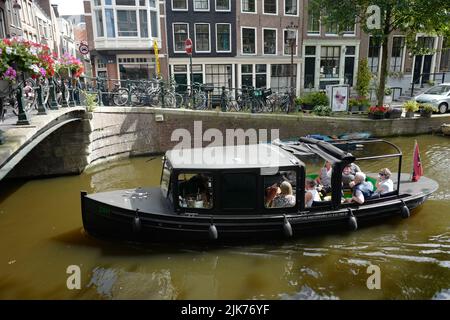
[171,0,189,11]
[194,23,211,53]
[262,28,277,56]
[193,0,210,12]
[263,0,278,15]
[241,27,257,55]
[216,23,232,53]
[215,0,231,12]
[284,0,299,17]
[283,29,298,56]
[241,0,257,14]
[307,6,321,36]
[173,22,189,53]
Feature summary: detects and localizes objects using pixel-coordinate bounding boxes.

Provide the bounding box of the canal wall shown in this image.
[6,107,450,179]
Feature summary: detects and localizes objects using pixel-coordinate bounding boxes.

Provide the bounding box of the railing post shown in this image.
[36,84,47,115]
[442,72,446,84]
[160,80,165,108]
[0,98,5,144]
[410,81,415,97]
[126,79,131,105]
[48,77,60,110]
[16,86,31,125]
[68,79,76,107]
[61,79,69,108]
[221,86,227,112]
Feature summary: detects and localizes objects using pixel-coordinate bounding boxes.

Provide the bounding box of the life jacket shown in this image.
[353,181,374,199]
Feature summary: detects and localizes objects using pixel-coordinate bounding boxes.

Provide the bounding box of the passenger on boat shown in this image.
[342,163,361,188]
[346,172,374,204]
[178,174,211,208]
[375,168,394,195]
[265,184,280,207]
[272,181,296,208]
[305,179,321,208]
[316,161,332,196]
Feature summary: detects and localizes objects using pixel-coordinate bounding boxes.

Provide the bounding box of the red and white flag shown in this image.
[412,140,423,182]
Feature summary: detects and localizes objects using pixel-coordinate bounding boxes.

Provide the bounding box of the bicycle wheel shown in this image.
[175,93,184,108]
[162,92,176,108]
[193,92,207,110]
[130,89,146,107]
[112,88,129,106]
[12,79,37,115]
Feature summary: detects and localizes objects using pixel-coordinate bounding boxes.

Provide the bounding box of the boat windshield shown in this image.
[178,173,213,209]
[160,159,172,198]
[264,170,297,209]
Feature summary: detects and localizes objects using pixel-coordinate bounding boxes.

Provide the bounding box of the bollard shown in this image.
[160,80,165,108]
[221,86,227,112]
[16,86,31,125]
[49,77,60,110]
[61,79,69,108]
[36,84,48,115]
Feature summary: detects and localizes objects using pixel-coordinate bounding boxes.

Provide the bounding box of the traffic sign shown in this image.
[185,38,192,55]
[79,43,89,55]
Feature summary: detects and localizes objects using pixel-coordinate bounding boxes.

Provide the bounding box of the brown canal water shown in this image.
[0,135,449,300]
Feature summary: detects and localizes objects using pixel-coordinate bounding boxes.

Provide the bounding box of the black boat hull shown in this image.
[81,191,429,243]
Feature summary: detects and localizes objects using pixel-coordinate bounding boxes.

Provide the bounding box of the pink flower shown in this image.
[39,67,46,77]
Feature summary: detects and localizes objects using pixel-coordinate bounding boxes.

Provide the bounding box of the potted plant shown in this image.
[349,97,359,112]
[403,100,419,118]
[294,97,303,112]
[368,106,388,119]
[385,106,402,119]
[355,58,372,98]
[419,103,437,118]
[384,87,393,104]
[56,53,84,80]
[312,105,332,116]
[299,91,329,111]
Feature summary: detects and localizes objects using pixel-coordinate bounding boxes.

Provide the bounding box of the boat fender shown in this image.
[209,220,218,240]
[283,215,293,238]
[400,201,410,219]
[347,208,358,231]
[133,210,141,233]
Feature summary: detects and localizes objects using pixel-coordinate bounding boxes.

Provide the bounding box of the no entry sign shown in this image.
[185,38,192,55]
[79,43,89,55]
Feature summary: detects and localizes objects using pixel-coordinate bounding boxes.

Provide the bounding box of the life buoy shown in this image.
[283,215,293,238]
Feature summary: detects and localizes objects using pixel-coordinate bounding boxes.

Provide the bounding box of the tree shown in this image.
[311,0,450,106]
[355,58,372,98]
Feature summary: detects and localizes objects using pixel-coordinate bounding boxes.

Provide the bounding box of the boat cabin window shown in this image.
[264,170,297,209]
[222,173,257,210]
[160,159,172,198]
[178,173,213,209]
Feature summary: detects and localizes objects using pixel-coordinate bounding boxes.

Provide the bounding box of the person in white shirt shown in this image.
[305,179,321,208]
[375,168,394,195]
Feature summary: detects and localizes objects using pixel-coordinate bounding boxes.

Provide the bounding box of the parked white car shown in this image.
[414,83,450,114]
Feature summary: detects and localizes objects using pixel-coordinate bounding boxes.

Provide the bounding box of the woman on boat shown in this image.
[342,163,361,188]
[316,161,332,196]
[305,179,321,208]
[272,181,296,208]
[375,168,394,195]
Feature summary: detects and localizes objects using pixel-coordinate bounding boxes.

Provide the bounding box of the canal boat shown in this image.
[80,137,438,242]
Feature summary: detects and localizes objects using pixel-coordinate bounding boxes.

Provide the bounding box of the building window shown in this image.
[173,23,189,52]
[263,29,277,55]
[194,0,209,11]
[94,10,104,37]
[368,36,381,73]
[105,9,115,37]
[216,23,231,52]
[242,0,256,13]
[256,64,267,88]
[271,64,296,92]
[304,46,316,88]
[242,28,256,54]
[0,8,5,39]
[139,10,149,38]
[241,64,253,88]
[117,10,138,37]
[172,0,188,10]
[195,24,210,52]
[320,46,340,79]
[283,30,298,55]
[216,0,231,11]
[325,20,338,35]
[390,37,405,72]
[264,0,277,14]
[205,64,232,92]
[150,11,158,38]
[285,0,298,16]
[307,5,320,35]
[342,22,355,36]
[118,56,156,80]
[440,37,450,72]
[116,0,136,5]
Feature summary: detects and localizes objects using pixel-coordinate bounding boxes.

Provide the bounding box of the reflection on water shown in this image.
[0,135,449,299]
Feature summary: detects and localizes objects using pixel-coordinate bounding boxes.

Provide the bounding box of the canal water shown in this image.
[0,135,449,300]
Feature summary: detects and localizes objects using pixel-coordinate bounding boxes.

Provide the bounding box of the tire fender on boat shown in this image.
[400,201,410,219]
[133,209,141,233]
[283,215,293,238]
[209,220,218,240]
[347,208,358,231]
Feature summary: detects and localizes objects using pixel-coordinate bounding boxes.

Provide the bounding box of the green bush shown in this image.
[384,87,392,95]
[81,90,98,112]
[403,100,419,112]
[355,58,372,98]
[313,105,332,116]
[420,103,438,113]
[300,91,329,107]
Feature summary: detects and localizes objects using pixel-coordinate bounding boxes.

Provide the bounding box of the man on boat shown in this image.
[347,172,374,204]
[342,163,361,188]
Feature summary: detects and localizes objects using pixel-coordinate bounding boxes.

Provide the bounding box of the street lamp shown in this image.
[286,22,298,113]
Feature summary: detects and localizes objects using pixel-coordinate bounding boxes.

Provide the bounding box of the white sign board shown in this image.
[327,85,349,112]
